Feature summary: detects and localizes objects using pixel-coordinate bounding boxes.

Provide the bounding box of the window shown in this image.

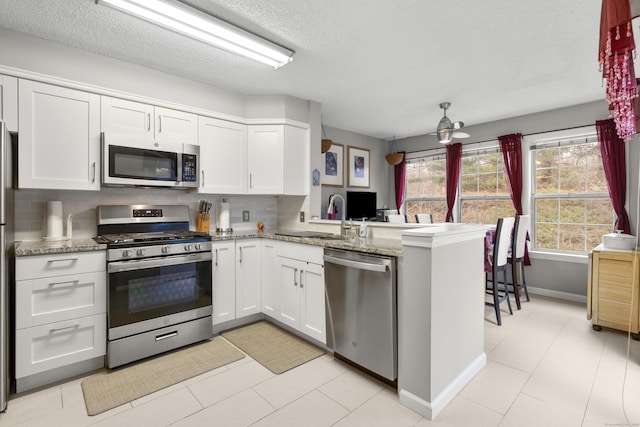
[459,148,513,224]
[530,130,613,253]
[405,156,447,223]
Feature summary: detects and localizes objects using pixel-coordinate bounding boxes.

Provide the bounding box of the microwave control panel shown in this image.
[182,154,198,183]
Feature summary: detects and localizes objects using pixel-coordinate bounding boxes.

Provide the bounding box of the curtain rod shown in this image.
[403,123,596,155]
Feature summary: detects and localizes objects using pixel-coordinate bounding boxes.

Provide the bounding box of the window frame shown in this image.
[527,126,613,255]
[403,150,447,223]
[458,144,513,225]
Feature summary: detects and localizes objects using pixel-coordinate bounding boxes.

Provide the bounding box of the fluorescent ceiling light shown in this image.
[98,0,294,69]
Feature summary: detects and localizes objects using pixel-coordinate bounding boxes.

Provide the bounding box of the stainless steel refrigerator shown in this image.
[0,121,14,412]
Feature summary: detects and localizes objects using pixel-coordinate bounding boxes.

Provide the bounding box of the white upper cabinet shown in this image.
[247,124,310,196]
[283,125,310,196]
[101,96,198,144]
[247,125,284,194]
[198,116,248,194]
[18,80,100,190]
[0,74,18,131]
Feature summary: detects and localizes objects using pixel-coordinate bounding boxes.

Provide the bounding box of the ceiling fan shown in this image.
[431,102,470,144]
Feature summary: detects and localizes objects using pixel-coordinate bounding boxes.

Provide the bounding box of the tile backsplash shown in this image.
[14,187,278,242]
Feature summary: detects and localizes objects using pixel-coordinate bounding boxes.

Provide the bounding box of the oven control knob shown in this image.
[162,245,171,254]
[184,244,193,251]
[122,249,132,258]
[136,248,146,257]
[195,243,202,251]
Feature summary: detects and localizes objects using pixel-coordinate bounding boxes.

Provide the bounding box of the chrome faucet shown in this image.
[327,194,350,237]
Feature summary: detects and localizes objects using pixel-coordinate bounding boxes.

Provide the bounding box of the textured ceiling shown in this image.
[0,0,613,140]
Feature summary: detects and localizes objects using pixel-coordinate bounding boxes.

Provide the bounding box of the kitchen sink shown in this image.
[275,231,344,240]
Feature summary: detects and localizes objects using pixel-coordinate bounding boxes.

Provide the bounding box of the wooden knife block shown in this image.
[196,213,210,233]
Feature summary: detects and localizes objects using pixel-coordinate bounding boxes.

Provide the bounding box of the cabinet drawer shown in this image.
[15,314,106,378]
[16,272,106,329]
[16,252,105,280]
[277,241,323,264]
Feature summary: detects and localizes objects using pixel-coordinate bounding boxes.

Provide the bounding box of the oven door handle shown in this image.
[108,252,212,273]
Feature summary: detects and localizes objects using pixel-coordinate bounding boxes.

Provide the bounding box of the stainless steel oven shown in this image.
[96,205,213,368]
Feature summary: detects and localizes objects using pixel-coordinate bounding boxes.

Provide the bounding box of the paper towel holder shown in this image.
[215,199,233,234]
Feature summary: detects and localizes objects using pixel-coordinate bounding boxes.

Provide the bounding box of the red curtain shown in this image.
[445,143,462,222]
[499,133,530,265]
[596,118,631,234]
[394,152,406,213]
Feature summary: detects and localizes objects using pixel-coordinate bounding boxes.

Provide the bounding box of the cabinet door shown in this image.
[19,80,100,190]
[247,125,284,194]
[100,96,154,138]
[277,257,300,329]
[155,106,198,144]
[592,250,640,333]
[212,241,236,325]
[236,240,261,317]
[284,125,310,196]
[0,74,18,131]
[16,271,106,329]
[198,117,248,194]
[300,262,326,343]
[261,240,280,319]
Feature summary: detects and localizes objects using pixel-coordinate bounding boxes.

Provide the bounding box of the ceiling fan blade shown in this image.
[452,131,470,138]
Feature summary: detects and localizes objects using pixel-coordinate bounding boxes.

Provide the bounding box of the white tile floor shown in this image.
[2,295,639,427]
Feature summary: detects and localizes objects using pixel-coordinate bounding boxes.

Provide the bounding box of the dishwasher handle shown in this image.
[323,254,390,273]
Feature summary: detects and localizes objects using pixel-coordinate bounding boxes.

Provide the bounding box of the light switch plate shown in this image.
[299,211,305,222]
[243,211,250,221]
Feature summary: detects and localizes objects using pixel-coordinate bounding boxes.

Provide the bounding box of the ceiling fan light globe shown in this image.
[437,128,453,144]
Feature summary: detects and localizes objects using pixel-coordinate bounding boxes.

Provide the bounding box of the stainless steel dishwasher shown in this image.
[323,248,397,381]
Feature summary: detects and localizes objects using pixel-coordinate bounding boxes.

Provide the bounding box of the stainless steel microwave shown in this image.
[101,133,199,188]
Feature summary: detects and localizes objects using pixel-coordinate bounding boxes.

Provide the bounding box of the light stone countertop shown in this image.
[15,238,106,256]
[14,231,403,258]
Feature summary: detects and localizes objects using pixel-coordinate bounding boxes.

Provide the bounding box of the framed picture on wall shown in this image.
[347,146,370,188]
[322,143,344,187]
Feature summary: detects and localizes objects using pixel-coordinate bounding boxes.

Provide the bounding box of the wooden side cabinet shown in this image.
[588,246,640,339]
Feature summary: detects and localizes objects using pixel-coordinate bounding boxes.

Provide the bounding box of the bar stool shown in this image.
[486,216,515,325]
[508,214,530,310]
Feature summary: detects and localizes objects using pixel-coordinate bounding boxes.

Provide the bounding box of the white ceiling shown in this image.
[0,0,611,140]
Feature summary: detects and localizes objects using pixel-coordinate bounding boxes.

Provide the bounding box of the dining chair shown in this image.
[415,213,433,224]
[508,214,530,310]
[386,214,407,223]
[486,216,515,325]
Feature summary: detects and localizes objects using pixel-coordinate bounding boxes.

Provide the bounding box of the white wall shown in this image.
[319,126,389,219]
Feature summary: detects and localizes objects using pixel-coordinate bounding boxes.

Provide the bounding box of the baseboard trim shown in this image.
[527,286,587,304]
[399,352,486,420]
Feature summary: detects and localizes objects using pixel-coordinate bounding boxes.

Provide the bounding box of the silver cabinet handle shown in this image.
[48,279,79,287]
[239,246,243,263]
[249,173,253,189]
[215,248,218,266]
[49,324,79,334]
[147,113,151,131]
[294,268,298,286]
[201,170,205,187]
[300,270,304,288]
[47,257,78,264]
[158,115,161,133]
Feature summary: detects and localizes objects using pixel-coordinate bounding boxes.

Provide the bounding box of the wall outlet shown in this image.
[299,211,305,222]
[243,211,250,222]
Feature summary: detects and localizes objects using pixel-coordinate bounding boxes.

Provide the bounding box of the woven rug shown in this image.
[81,337,245,416]
[222,321,325,374]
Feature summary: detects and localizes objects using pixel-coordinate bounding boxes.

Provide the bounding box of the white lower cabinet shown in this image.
[235,239,261,318]
[271,241,326,344]
[15,251,106,382]
[212,240,236,325]
[261,240,279,318]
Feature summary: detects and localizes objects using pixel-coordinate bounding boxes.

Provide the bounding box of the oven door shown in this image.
[107,251,212,340]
